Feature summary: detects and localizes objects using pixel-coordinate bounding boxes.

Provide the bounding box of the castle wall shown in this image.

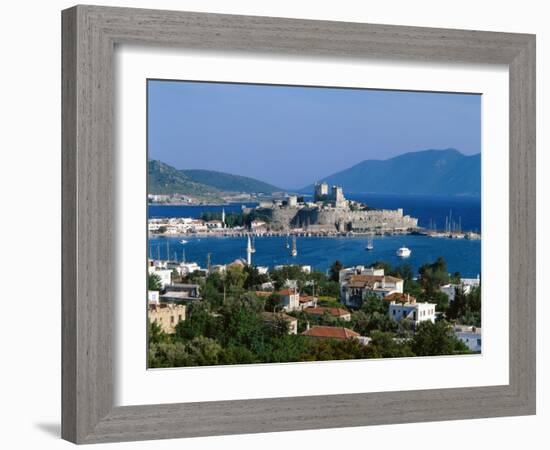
[258,206,418,232]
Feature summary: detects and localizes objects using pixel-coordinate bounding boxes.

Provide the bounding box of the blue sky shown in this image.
[148,80,481,189]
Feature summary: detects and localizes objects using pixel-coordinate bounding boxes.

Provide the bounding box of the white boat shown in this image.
[365,236,374,251]
[291,236,297,257]
[396,246,411,258]
[180,239,188,244]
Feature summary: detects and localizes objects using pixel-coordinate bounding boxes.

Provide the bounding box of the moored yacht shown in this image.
[396,246,411,257]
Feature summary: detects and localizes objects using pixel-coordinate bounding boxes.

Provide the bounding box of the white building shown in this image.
[338,265,385,284]
[179,262,202,275]
[454,325,482,352]
[287,195,298,207]
[205,220,223,229]
[277,288,300,312]
[340,267,404,307]
[190,220,208,233]
[461,276,481,288]
[388,299,436,326]
[256,266,269,275]
[148,290,160,305]
[148,265,172,288]
[440,275,480,302]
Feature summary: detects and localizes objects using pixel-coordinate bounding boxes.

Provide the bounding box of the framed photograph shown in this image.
[62,5,536,444]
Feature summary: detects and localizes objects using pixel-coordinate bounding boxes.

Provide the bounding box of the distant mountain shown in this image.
[181,169,282,194]
[148,160,223,201]
[302,149,480,196]
[148,160,282,197]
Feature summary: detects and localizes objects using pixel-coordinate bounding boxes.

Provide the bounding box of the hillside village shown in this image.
[147,252,481,367]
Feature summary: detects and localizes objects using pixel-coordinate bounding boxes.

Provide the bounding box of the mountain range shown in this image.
[301,148,480,196]
[149,149,481,199]
[148,160,282,199]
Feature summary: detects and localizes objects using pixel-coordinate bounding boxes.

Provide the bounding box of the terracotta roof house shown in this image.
[340,272,404,307]
[301,325,359,340]
[298,295,318,309]
[276,287,300,312]
[305,307,351,321]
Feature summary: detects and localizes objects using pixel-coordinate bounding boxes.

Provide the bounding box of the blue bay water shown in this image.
[149,235,480,278]
[148,194,481,277]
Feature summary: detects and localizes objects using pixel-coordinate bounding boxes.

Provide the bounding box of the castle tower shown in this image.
[314,182,329,202]
[331,185,345,207]
[221,208,226,228]
[246,235,253,266]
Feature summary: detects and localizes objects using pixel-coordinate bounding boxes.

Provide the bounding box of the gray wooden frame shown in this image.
[62,5,536,444]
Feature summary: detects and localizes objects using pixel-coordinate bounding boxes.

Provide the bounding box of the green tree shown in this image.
[148,340,189,368]
[360,294,388,315]
[225,264,248,290]
[185,336,223,366]
[218,301,267,353]
[265,293,283,312]
[148,273,163,291]
[371,260,393,275]
[412,321,469,356]
[366,331,414,358]
[243,265,268,290]
[329,260,343,282]
[269,315,290,338]
[174,302,219,341]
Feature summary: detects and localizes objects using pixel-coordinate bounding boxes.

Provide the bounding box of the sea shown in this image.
[148,194,481,277]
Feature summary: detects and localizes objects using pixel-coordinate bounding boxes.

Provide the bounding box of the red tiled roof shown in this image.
[299,295,317,303]
[350,274,384,282]
[301,326,359,340]
[346,274,403,288]
[384,292,415,303]
[305,307,350,317]
[277,288,297,296]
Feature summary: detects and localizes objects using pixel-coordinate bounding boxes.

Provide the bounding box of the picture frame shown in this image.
[61,4,536,444]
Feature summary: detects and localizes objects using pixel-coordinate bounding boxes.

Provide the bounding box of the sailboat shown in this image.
[291,236,297,257]
[285,233,290,249]
[365,236,374,251]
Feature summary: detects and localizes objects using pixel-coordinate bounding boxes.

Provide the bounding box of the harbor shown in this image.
[149,233,481,278]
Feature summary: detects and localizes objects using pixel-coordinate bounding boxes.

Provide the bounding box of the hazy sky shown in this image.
[148,80,481,189]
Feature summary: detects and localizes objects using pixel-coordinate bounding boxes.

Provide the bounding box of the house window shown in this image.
[178,315,183,321]
[392,310,396,315]
[170,316,174,323]
[477,339,482,346]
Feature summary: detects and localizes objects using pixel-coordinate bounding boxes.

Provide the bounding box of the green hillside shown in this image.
[181,169,281,194]
[148,160,223,201]
[148,160,282,198]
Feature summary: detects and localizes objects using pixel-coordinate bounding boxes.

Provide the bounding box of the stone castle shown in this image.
[250,182,418,233]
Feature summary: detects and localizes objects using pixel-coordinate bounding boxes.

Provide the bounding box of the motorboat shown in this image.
[396,246,411,257]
